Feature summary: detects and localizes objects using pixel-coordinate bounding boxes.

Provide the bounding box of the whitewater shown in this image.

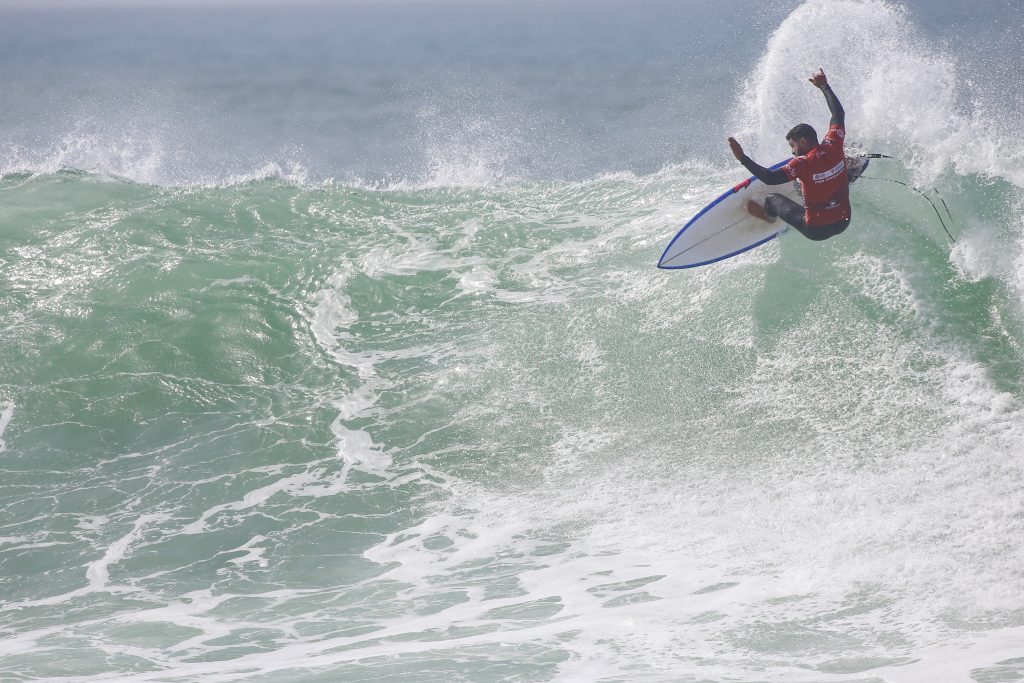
[2,1,1024,681]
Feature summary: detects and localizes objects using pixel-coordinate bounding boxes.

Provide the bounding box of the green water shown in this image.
[3,0,1024,679]
[3,161,1024,681]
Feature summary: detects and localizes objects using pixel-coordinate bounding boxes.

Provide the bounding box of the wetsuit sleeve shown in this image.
[821,85,844,127]
[738,155,790,186]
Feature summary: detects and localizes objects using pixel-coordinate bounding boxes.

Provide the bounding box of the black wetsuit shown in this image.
[738,86,851,241]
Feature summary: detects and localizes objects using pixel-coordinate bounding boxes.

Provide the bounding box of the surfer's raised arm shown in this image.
[727,137,790,186]
[810,68,844,127]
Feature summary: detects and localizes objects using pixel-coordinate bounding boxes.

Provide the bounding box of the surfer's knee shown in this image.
[764,193,784,218]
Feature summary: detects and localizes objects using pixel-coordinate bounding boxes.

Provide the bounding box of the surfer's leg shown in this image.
[764,193,806,230]
[790,218,852,241]
[808,218,852,240]
[763,195,852,241]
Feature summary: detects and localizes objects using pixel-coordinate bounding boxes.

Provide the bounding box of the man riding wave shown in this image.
[727,68,851,241]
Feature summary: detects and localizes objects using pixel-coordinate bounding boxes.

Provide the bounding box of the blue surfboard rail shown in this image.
[657,159,791,270]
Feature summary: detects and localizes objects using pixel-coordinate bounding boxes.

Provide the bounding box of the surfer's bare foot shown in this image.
[746,200,776,223]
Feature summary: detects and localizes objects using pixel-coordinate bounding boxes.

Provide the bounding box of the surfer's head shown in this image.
[786,123,818,156]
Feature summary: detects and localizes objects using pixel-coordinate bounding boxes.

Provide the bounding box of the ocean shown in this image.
[2,0,1024,680]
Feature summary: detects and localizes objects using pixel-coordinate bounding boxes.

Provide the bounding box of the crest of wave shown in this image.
[416,123,513,189]
[732,0,1024,189]
[0,128,167,184]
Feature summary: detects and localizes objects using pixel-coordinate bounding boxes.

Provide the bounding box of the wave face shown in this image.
[3,1,1024,681]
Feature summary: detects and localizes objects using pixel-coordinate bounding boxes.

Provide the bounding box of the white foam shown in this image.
[181,472,318,535]
[455,264,497,296]
[839,251,922,319]
[336,243,1024,677]
[951,231,1003,283]
[76,515,110,531]
[308,261,399,483]
[221,536,270,570]
[0,536,29,544]
[0,402,14,454]
[86,513,169,589]
[1009,200,1024,308]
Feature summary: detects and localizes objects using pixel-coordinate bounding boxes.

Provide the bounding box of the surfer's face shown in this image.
[788,137,815,156]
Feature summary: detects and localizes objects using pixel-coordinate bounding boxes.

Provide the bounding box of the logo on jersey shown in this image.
[812,160,846,183]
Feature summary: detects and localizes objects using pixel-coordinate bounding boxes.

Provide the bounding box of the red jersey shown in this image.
[781,124,850,227]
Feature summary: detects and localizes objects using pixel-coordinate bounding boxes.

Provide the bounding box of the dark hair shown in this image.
[786,123,817,143]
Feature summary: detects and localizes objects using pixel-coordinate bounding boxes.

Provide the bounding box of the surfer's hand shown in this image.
[809,68,828,89]
[727,137,745,161]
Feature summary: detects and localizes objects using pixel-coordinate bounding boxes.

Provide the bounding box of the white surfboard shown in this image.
[658,155,868,269]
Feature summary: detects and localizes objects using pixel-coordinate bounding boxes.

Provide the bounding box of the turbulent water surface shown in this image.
[2,1,1024,681]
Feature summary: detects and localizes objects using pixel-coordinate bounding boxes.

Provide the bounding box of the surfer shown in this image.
[726,69,851,241]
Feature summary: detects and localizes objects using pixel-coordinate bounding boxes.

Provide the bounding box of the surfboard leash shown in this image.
[858,154,957,244]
